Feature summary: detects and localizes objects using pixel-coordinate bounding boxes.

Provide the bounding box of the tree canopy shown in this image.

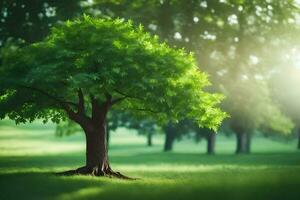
[0,15,226,130]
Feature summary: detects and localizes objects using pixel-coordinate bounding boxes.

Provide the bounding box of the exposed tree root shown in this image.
[56,166,135,180]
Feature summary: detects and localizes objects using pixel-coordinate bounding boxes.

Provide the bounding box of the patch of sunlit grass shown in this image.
[0,121,300,200]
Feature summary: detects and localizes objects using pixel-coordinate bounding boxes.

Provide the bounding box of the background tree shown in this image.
[174,0,298,154]
[0,16,226,178]
[165,120,237,155]
[163,120,217,154]
[163,121,192,152]
[125,119,159,147]
[163,120,218,155]
[108,111,159,147]
[224,79,294,154]
[0,0,82,44]
[195,127,216,155]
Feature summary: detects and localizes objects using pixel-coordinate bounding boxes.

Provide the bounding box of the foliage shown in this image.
[0,15,226,130]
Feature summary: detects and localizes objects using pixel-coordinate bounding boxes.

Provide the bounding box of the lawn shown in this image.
[0,120,299,200]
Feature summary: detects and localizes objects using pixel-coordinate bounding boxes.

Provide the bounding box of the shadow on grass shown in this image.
[0,171,106,200]
[0,170,300,200]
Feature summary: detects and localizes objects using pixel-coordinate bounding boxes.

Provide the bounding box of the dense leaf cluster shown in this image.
[0,16,226,130]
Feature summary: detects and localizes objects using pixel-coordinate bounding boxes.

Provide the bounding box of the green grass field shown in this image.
[0,120,299,200]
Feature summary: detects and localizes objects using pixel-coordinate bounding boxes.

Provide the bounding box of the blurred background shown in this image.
[1,0,300,153]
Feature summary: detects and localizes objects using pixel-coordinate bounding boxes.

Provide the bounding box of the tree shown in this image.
[195,127,216,155]
[126,118,159,147]
[0,16,226,178]
[162,120,217,154]
[0,0,84,76]
[163,121,192,152]
[107,110,159,147]
[163,120,218,154]
[163,123,175,151]
[224,79,294,154]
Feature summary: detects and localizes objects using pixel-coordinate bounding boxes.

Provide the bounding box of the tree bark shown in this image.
[106,121,110,149]
[245,133,251,154]
[236,132,247,154]
[147,132,153,147]
[84,121,109,173]
[207,133,216,155]
[57,96,131,179]
[164,124,175,152]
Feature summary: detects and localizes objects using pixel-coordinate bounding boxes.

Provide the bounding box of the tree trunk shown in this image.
[147,132,153,147]
[84,122,109,173]
[245,134,251,154]
[106,121,110,149]
[164,124,175,152]
[236,132,247,154]
[158,0,173,42]
[57,97,131,179]
[58,120,130,179]
[207,133,216,155]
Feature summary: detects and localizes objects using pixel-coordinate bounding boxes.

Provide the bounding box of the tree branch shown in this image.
[77,88,85,115]
[19,85,84,122]
[114,89,144,101]
[105,92,112,102]
[19,85,77,108]
[18,85,93,127]
[135,108,161,114]
[111,97,127,105]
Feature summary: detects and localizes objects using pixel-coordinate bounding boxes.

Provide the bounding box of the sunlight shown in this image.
[290,48,300,69]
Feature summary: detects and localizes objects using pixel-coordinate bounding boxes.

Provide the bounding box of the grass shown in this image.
[0,120,299,200]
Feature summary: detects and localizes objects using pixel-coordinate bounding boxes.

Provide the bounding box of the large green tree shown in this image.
[0,16,226,178]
